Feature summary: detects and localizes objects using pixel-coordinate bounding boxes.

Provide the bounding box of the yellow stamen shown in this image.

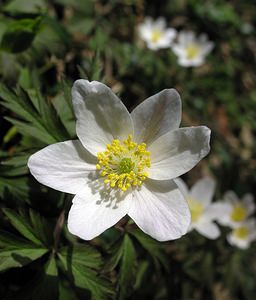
[151,30,163,43]
[230,205,246,222]
[233,226,249,239]
[187,197,204,222]
[96,135,151,191]
[186,44,200,59]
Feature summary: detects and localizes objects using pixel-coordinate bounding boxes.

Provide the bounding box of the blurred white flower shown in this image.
[138,17,177,51]
[172,31,214,67]
[175,177,225,239]
[227,219,256,249]
[216,191,255,228]
[28,80,211,241]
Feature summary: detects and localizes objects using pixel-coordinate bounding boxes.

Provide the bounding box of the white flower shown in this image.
[175,177,225,239]
[138,17,176,51]
[216,191,255,228]
[172,31,214,67]
[227,219,256,249]
[28,80,211,241]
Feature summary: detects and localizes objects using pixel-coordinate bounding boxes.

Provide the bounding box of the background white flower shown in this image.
[172,31,214,67]
[227,219,256,249]
[28,80,211,241]
[138,17,176,51]
[175,176,225,239]
[216,191,255,228]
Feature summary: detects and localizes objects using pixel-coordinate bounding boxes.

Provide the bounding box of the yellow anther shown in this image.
[230,205,246,222]
[96,135,151,191]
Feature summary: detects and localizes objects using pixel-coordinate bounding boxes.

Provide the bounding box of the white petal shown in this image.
[172,45,186,57]
[72,80,133,156]
[28,140,96,194]
[201,41,214,55]
[148,126,211,180]
[195,221,220,239]
[242,194,255,215]
[179,57,205,67]
[131,89,181,145]
[68,187,131,240]
[190,177,216,207]
[178,31,196,45]
[165,28,177,41]
[154,17,166,30]
[227,234,250,249]
[203,202,231,221]
[223,191,239,204]
[128,179,191,241]
[174,177,189,197]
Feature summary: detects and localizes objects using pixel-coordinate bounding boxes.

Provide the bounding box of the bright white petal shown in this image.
[148,126,211,180]
[174,177,189,197]
[179,57,205,67]
[195,221,220,239]
[72,80,133,156]
[68,188,131,240]
[131,89,181,145]
[128,179,191,241]
[28,140,96,194]
[190,177,216,207]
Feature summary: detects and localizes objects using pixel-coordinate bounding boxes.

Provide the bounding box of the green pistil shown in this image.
[119,158,134,174]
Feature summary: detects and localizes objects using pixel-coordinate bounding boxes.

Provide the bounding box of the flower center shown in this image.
[233,226,249,239]
[151,30,163,43]
[186,44,200,59]
[96,135,151,191]
[119,158,134,173]
[230,205,246,222]
[187,198,204,222]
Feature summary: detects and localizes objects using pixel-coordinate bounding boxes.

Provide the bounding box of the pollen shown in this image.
[230,205,246,222]
[96,135,151,191]
[151,30,163,43]
[233,226,249,239]
[187,198,204,222]
[185,44,200,59]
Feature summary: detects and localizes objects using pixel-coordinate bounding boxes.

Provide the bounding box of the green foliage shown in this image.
[0,82,71,144]
[1,17,42,53]
[58,245,114,300]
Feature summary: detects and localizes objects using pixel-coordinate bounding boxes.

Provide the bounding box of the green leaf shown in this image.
[2,208,45,246]
[4,117,56,144]
[59,277,78,300]
[0,177,30,200]
[118,234,137,300]
[0,152,30,176]
[3,0,46,14]
[0,247,48,272]
[0,231,48,272]
[58,245,114,300]
[129,229,169,272]
[1,17,42,53]
[105,234,137,299]
[33,16,71,56]
[59,244,102,269]
[0,83,70,144]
